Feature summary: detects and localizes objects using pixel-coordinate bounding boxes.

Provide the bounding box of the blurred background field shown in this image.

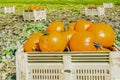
[0,0,120,5]
[0,0,120,13]
[0,0,120,80]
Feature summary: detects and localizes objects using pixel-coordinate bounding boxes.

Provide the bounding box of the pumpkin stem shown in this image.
[32,47,37,51]
[41,31,49,35]
[66,46,70,52]
[94,42,103,50]
[64,46,70,52]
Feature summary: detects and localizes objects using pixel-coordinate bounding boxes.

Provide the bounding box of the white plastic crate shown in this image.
[0,72,1,80]
[110,52,120,80]
[85,6,105,16]
[15,45,120,80]
[23,9,46,22]
[103,3,113,8]
[0,6,15,13]
[0,64,2,80]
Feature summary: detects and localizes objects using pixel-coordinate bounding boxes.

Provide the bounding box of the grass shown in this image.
[0,3,85,14]
[0,0,120,5]
[0,0,120,13]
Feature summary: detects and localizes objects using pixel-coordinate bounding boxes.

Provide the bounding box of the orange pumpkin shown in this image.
[75,20,93,32]
[69,31,97,51]
[87,23,115,48]
[66,22,76,31]
[23,32,43,52]
[39,32,66,52]
[62,30,77,45]
[46,21,64,32]
[87,4,96,8]
[29,4,35,10]
[35,5,43,10]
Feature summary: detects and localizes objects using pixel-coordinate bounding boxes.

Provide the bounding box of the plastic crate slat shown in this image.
[72,59,109,62]
[72,57,109,60]
[28,56,109,58]
[72,56,109,58]
[26,53,110,57]
[31,73,61,75]
[28,60,62,62]
[76,74,109,76]
[28,57,62,60]
[72,59,109,61]
[27,52,109,54]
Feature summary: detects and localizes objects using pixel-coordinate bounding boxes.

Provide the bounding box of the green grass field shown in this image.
[0,0,120,5]
[0,0,119,13]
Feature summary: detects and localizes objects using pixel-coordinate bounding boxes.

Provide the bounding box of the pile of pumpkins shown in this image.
[86,4,103,9]
[25,4,44,11]
[23,19,115,52]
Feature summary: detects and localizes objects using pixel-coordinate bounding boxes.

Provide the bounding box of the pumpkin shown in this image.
[62,30,77,45]
[66,22,76,31]
[46,21,64,32]
[23,32,43,52]
[69,31,97,51]
[35,5,43,10]
[39,32,66,52]
[29,4,35,10]
[87,4,96,9]
[87,23,115,48]
[74,20,93,32]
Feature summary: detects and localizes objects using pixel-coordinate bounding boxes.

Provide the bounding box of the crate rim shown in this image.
[16,44,120,54]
